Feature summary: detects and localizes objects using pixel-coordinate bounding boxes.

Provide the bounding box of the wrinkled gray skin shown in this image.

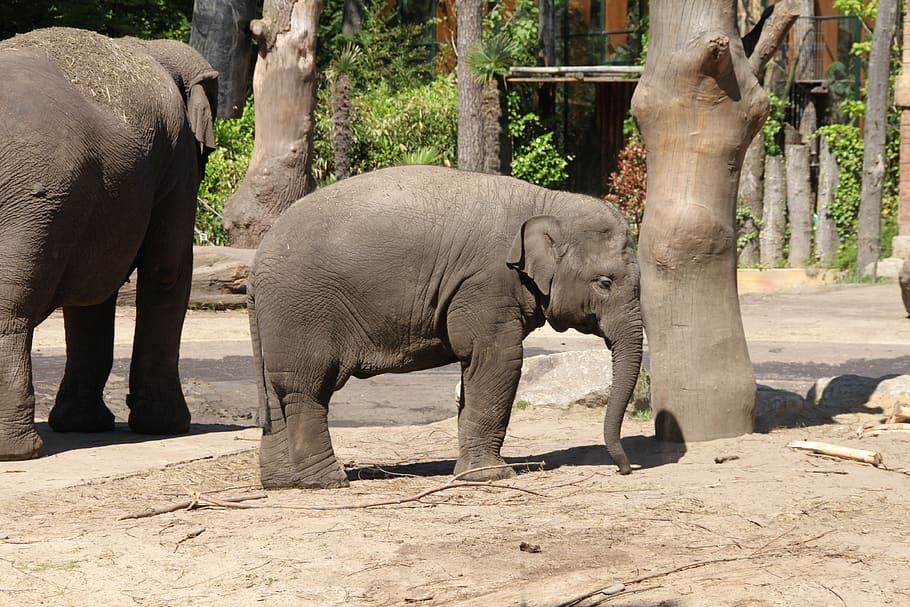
[249,166,643,489]
[0,28,217,461]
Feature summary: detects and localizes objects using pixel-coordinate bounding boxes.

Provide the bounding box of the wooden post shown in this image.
[737,133,764,265]
[760,155,787,265]
[786,139,813,268]
[632,0,797,442]
[894,0,910,259]
[816,134,840,266]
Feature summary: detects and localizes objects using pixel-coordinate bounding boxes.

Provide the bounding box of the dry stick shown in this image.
[117,493,268,520]
[858,423,910,438]
[787,441,883,467]
[117,462,548,519]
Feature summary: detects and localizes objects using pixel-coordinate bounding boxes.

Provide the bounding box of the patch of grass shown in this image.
[514,399,531,411]
[836,273,895,285]
[629,407,653,421]
[29,561,78,572]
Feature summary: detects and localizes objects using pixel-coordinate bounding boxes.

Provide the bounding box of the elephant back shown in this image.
[0,28,174,130]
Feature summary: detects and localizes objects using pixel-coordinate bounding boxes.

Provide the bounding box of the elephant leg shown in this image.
[48,296,117,432]
[0,316,42,460]
[259,344,349,489]
[450,316,524,482]
[127,242,192,435]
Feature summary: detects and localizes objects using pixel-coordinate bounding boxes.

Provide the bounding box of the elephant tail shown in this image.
[247,280,271,433]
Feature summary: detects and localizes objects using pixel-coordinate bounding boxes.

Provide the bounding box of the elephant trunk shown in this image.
[600,307,643,475]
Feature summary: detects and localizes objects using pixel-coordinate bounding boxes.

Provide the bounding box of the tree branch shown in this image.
[747,0,800,77]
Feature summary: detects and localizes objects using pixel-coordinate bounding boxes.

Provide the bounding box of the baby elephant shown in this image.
[249,166,643,489]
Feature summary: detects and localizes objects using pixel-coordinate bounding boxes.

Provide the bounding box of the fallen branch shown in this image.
[117,462,548,519]
[787,441,883,467]
[117,493,268,520]
[857,423,910,438]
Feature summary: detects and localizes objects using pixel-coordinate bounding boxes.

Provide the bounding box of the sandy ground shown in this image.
[1,282,909,606]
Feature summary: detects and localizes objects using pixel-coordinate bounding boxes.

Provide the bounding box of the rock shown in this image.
[118,245,255,308]
[862,257,905,280]
[808,374,910,416]
[900,259,910,317]
[515,350,613,409]
[755,384,808,429]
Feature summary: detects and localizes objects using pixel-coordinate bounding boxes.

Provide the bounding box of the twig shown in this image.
[117,493,267,520]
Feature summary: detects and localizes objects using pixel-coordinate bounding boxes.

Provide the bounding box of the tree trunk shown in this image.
[794,0,816,81]
[786,140,813,268]
[332,71,353,181]
[456,0,484,172]
[894,0,910,259]
[189,0,256,118]
[737,132,764,265]
[221,0,323,248]
[632,0,797,442]
[816,134,840,266]
[481,81,501,174]
[341,0,364,36]
[857,0,900,271]
[760,155,787,265]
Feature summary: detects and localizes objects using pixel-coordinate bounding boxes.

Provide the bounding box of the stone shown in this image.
[515,350,614,409]
[755,384,808,429]
[808,374,910,416]
[861,257,905,280]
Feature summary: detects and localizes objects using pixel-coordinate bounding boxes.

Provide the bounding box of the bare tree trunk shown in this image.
[760,155,787,265]
[794,0,816,81]
[190,0,256,118]
[222,0,323,248]
[816,134,840,266]
[456,0,484,172]
[786,138,813,268]
[632,0,797,442]
[737,133,764,265]
[857,0,900,271]
[332,71,353,181]
[481,81,501,174]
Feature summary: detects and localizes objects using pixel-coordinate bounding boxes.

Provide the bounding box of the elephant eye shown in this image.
[595,276,613,290]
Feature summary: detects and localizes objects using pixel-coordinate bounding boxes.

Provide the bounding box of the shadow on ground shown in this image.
[36,422,249,456]
[345,438,685,482]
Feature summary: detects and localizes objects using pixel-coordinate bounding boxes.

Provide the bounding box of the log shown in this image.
[785,139,813,268]
[815,134,840,266]
[859,422,910,437]
[787,440,883,467]
[760,155,786,265]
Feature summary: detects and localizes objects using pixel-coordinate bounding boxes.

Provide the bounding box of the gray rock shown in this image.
[808,374,910,415]
[755,384,808,429]
[900,259,910,317]
[515,350,614,409]
[862,257,905,280]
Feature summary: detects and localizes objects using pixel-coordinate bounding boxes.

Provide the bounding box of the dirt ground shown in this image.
[2,282,909,606]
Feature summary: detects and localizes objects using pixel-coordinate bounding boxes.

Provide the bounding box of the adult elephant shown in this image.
[249,166,643,488]
[0,28,217,460]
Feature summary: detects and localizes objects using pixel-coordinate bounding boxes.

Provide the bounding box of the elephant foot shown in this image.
[260,452,350,490]
[0,424,43,461]
[127,393,190,435]
[49,395,115,433]
[453,454,516,481]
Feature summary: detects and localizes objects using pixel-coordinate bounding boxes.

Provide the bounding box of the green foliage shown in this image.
[514,399,531,411]
[506,93,572,189]
[483,0,539,68]
[397,146,443,166]
[468,32,521,83]
[320,0,434,92]
[762,92,786,157]
[0,0,194,41]
[736,205,762,254]
[196,97,256,245]
[313,75,458,180]
[815,123,863,244]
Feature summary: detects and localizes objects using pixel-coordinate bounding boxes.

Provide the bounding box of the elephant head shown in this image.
[507,212,643,474]
[118,37,219,167]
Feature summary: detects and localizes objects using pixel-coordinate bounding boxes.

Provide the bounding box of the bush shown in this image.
[603,136,646,237]
[506,91,572,189]
[196,97,255,245]
[313,75,458,180]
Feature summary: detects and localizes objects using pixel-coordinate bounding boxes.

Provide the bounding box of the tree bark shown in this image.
[332,70,353,181]
[632,0,797,442]
[737,133,764,265]
[816,134,840,266]
[760,155,787,265]
[786,140,813,267]
[222,0,323,248]
[481,81,501,174]
[456,0,484,172]
[857,0,900,271]
[895,0,910,258]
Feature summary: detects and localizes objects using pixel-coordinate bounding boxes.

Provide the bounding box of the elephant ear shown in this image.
[187,71,218,157]
[506,215,563,296]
